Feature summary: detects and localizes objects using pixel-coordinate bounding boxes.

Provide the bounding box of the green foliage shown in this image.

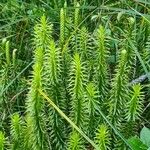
[5,41,10,66]
[43,32,65,150]
[74,3,80,29]
[109,50,129,126]
[85,82,98,138]
[142,35,150,72]
[128,126,150,150]
[0,131,5,150]
[69,53,87,129]
[10,113,23,150]
[26,15,51,150]
[108,49,130,148]
[95,25,109,102]
[128,137,148,150]
[47,40,61,85]
[95,124,110,150]
[22,115,34,150]
[60,8,65,46]
[1,1,150,150]
[123,17,136,69]
[68,131,84,150]
[0,38,26,135]
[140,127,150,148]
[33,15,52,48]
[126,84,144,122]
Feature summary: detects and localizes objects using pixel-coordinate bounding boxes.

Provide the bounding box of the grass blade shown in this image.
[38,89,99,150]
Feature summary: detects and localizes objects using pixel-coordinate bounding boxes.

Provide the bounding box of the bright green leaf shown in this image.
[128,137,148,150]
[140,127,150,147]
